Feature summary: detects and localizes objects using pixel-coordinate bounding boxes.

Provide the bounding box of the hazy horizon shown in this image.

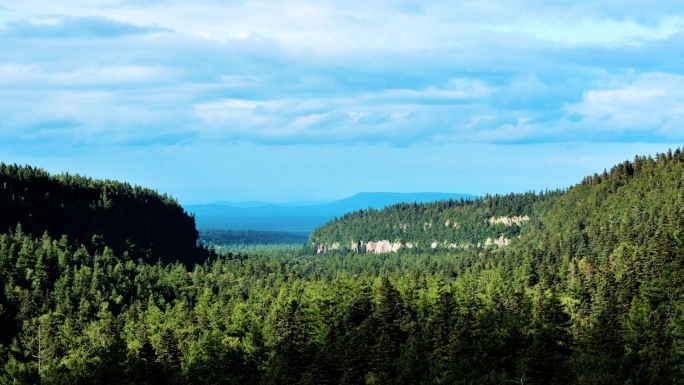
[185,191,475,206]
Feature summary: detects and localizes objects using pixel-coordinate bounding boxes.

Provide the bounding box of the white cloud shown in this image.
[4,1,684,203]
[0,65,176,87]
[191,79,499,143]
[2,15,166,38]
[491,16,684,46]
[659,114,684,139]
[567,73,684,131]
[2,0,684,150]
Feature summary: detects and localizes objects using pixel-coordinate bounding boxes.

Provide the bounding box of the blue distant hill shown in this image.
[185,192,474,232]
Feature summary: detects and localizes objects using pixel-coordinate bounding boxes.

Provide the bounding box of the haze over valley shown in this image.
[186,192,474,232]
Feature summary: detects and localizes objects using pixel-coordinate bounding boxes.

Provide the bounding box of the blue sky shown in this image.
[1,1,683,204]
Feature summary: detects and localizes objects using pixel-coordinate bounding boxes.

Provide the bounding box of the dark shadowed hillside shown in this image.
[0,163,201,264]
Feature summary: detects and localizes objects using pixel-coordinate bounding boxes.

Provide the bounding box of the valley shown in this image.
[0,149,683,384]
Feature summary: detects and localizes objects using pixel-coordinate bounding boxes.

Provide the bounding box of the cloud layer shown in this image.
[2,1,684,203]
[2,1,683,149]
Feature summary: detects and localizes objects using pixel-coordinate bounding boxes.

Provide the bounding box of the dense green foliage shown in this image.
[1,148,684,384]
[309,191,557,250]
[199,229,309,247]
[0,163,201,264]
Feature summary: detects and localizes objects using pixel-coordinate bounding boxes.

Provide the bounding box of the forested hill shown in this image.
[0,163,200,264]
[309,190,557,252]
[310,148,684,255]
[1,150,684,383]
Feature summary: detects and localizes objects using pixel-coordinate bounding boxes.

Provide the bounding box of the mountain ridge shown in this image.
[310,148,684,256]
[185,192,474,231]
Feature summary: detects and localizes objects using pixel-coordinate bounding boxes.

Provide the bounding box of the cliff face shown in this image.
[489,215,530,226]
[365,240,402,253]
[309,191,541,253]
[314,215,524,254]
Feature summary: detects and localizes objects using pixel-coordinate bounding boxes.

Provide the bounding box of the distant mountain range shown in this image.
[185,192,474,232]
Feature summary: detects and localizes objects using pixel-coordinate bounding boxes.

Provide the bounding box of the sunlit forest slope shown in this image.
[1,149,684,384]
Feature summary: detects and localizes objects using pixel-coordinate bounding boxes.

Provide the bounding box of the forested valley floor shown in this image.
[1,149,684,384]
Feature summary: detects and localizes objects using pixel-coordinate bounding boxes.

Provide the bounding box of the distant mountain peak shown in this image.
[334,192,474,207]
[185,192,474,231]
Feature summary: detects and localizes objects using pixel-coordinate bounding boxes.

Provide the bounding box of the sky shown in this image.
[1,1,683,204]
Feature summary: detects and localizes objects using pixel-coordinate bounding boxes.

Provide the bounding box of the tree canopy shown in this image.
[1,148,684,384]
[0,163,202,264]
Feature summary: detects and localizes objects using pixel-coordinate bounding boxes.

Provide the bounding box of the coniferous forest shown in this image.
[1,149,684,384]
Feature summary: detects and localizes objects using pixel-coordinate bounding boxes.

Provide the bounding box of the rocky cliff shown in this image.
[313,215,525,254]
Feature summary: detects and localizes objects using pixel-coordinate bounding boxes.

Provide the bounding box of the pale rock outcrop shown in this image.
[375,241,389,253]
[431,241,439,249]
[316,242,340,254]
[484,234,511,247]
[351,240,363,253]
[489,215,530,226]
[445,242,473,250]
[365,240,402,254]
